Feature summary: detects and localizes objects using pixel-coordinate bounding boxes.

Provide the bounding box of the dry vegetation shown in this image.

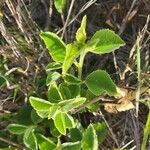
[0,0,150,149]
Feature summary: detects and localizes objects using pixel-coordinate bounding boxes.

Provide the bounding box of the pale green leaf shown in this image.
[76,15,87,43]
[40,32,66,62]
[23,127,38,150]
[46,72,61,86]
[61,141,81,150]
[46,62,62,72]
[36,133,56,150]
[29,96,52,111]
[81,124,98,150]
[86,29,125,54]
[85,70,117,96]
[53,111,66,135]
[62,43,80,73]
[54,0,66,13]
[58,97,86,112]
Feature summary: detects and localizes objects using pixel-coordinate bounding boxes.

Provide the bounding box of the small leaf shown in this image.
[46,62,62,72]
[54,0,67,13]
[23,127,38,150]
[29,97,52,111]
[46,72,61,86]
[63,74,81,85]
[58,97,86,112]
[53,111,74,135]
[48,105,59,119]
[76,15,87,43]
[53,111,66,135]
[7,124,27,135]
[81,124,98,150]
[62,43,80,73]
[85,70,117,96]
[70,128,82,142]
[93,122,107,144]
[40,32,66,62]
[36,134,56,150]
[64,113,74,128]
[68,84,80,98]
[31,109,43,124]
[59,82,71,100]
[36,110,50,118]
[48,83,62,103]
[61,141,81,150]
[86,29,125,54]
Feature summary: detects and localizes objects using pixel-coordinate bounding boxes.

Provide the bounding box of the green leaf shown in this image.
[54,0,66,13]
[23,127,38,150]
[36,133,56,150]
[31,109,43,124]
[53,111,66,135]
[61,141,81,150]
[46,62,62,72]
[59,82,71,100]
[40,32,66,62]
[85,70,117,96]
[48,83,62,103]
[53,112,74,135]
[86,29,125,54]
[68,84,80,98]
[62,43,80,74]
[7,124,27,135]
[36,110,50,118]
[29,96,52,111]
[46,72,61,86]
[81,124,98,150]
[76,15,87,43]
[64,113,74,128]
[17,106,33,125]
[63,74,81,85]
[70,128,82,142]
[93,122,107,144]
[58,97,86,112]
[48,105,59,119]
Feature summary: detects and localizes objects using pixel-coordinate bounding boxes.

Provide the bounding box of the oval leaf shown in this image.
[54,0,67,13]
[40,32,66,62]
[58,97,86,112]
[48,83,62,103]
[23,127,38,150]
[62,43,80,73]
[36,134,56,150]
[46,72,61,86]
[86,29,125,54]
[85,70,117,96]
[63,74,81,85]
[7,124,27,135]
[29,97,52,111]
[81,124,98,150]
[53,111,66,135]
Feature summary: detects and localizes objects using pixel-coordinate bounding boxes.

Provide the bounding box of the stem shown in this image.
[78,51,86,80]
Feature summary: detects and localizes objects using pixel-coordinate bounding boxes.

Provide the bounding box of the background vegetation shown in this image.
[0,0,150,149]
